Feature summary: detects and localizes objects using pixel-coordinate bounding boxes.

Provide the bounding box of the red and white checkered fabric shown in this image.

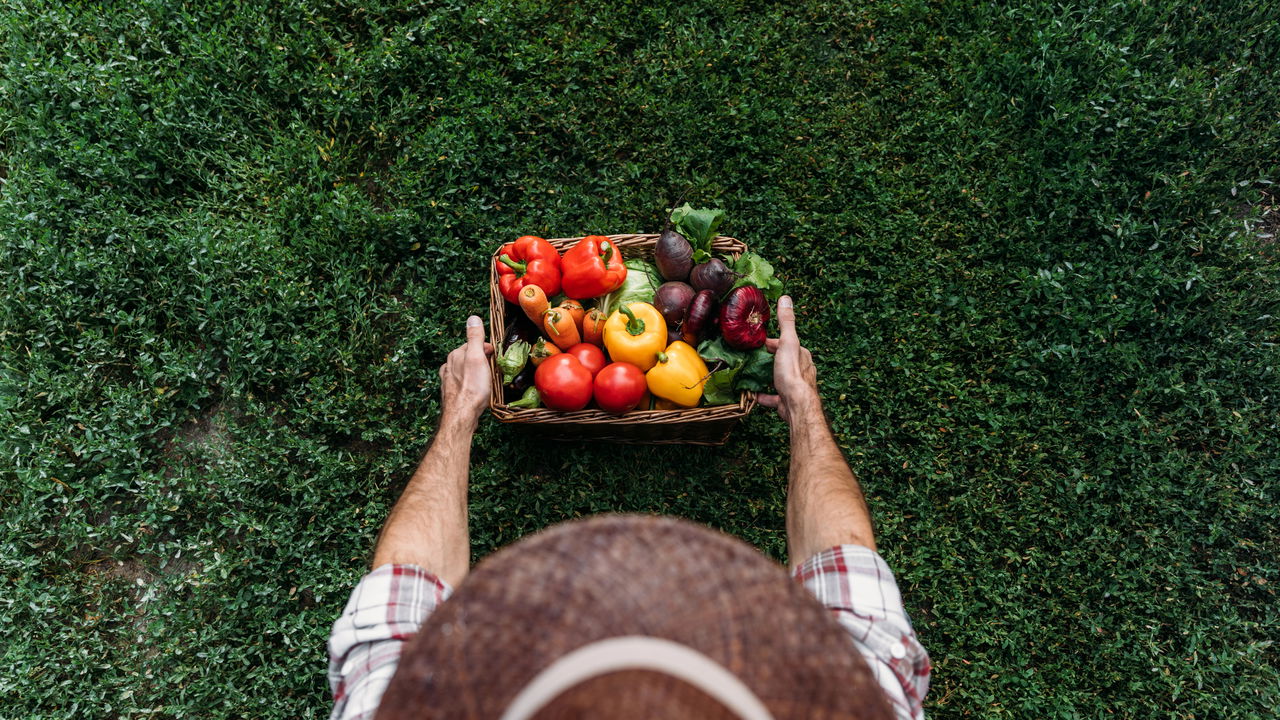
[327,565,452,720]
[328,545,930,720]
[792,545,931,719]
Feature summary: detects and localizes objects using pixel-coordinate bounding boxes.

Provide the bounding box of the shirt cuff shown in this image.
[794,545,931,720]
[327,564,452,720]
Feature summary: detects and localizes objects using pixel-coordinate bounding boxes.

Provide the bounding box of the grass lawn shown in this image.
[3,0,1278,717]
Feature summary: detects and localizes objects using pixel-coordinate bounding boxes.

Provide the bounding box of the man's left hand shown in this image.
[440,315,495,430]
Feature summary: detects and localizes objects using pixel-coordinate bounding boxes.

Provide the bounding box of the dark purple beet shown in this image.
[654,282,696,326]
[681,290,718,345]
[654,229,693,281]
[690,258,734,297]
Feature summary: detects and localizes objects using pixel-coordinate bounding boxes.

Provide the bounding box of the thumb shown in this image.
[777,296,798,344]
[466,315,485,347]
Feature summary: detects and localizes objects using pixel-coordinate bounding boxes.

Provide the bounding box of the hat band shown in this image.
[499,636,776,720]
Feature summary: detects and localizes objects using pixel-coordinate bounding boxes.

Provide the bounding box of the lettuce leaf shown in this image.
[599,258,661,316]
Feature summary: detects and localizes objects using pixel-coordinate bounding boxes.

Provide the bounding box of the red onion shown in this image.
[718,286,769,349]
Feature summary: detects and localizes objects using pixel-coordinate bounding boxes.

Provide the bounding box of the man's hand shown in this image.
[759,296,821,424]
[372,315,492,581]
[439,315,495,430]
[760,295,878,559]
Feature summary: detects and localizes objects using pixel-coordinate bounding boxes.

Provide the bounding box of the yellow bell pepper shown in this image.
[604,302,667,372]
[646,341,708,408]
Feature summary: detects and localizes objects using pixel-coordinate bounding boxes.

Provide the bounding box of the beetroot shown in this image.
[718,286,769,350]
[654,229,693,281]
[681,290,718,345]
[690,258,734,297]
[654,282,696,326]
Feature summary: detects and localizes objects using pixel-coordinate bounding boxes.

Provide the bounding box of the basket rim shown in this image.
[488,233,756,425]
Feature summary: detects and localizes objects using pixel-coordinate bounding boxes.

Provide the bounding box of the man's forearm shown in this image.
[371,413,475,586]
[786,398,876,568]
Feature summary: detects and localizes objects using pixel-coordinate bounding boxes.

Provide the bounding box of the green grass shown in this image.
[3,0,1278,717]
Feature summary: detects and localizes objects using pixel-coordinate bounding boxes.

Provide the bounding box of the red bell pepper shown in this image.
[561,235,627,299]
[495,236,562,304]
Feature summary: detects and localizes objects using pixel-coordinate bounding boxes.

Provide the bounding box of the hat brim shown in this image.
[377,514,893,720]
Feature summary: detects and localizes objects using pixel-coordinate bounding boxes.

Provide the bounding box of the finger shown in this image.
[765,338,780,353]
[465,315,485,347]
[757,393,780,408]
[777,296,798,344]
[483,342,495,356]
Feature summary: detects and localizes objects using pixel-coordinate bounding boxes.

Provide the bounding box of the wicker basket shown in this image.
[488,233,756,445]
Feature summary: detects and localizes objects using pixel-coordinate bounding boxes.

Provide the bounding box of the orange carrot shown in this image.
[543,308,581,350]
[518,285,550,325]
[582,308,607,346]
[558,299,585,330]
[530,338,561,366]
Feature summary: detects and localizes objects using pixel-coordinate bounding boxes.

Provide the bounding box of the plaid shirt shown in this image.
[328,545,930,720]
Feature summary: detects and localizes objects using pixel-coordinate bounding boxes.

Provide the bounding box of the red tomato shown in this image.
[566,343,606,378]
[534,354,593,411]
[593,362,648,414]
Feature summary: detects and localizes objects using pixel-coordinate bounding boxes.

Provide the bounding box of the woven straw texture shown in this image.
[488,234,756,445]
[376,515,894,720]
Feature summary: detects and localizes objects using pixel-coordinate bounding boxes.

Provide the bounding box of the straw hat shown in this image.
[377,514,893,720]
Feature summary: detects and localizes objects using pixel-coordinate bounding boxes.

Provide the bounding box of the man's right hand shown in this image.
[759,296,822,424]
[439,315,495,432]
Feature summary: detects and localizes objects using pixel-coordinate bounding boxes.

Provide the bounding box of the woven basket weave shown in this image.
[488,233,756,445]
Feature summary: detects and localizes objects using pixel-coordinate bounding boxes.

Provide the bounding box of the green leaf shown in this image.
[697,337,744,366]
[697,338,774,394]
[498,341,530,385]
[669,204,725,256]
[702,367,739,405]
[508,386,541,408]
[600,258,662,316]
[736,348,775,391]
[732,252,784,301]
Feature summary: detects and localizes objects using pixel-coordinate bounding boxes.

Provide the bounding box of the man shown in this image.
[328,297,931,719]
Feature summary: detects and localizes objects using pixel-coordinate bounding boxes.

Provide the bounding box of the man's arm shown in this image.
[759,296,876,568]
[761,297,930,719]
[328,316,493,720]
[371,315,492,586]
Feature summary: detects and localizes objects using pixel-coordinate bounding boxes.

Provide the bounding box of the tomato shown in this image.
[566,343,606,378]
[593,362,648,414]
[534,354,593,411]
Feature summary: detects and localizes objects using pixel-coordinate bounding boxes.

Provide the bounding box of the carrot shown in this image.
[582,308,607,346]
[558,299,585,330]
[518,285,550,325]
[530,338,561,366]
[542,308,581,350]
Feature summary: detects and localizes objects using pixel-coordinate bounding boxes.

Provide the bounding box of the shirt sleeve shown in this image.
[793,545,931,720]
[327,564,453,720]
